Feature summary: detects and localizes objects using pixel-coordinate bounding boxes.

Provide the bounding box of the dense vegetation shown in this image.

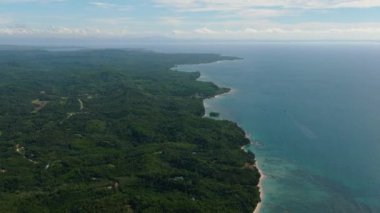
[0,48,260,212]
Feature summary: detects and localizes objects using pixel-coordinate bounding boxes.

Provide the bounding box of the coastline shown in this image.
[241,141,265,213]
[253,161,265,213]
[202,87,236,118]
[197,71,264,213]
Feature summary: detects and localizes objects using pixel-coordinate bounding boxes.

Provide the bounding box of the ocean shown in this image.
[164,43,380,213]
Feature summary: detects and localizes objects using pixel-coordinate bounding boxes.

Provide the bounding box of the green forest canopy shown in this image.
[0,48,260,212]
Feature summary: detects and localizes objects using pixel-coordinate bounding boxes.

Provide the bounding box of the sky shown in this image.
[1,0,380,42]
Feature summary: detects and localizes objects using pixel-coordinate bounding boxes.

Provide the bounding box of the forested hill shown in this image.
[0,48,260,212]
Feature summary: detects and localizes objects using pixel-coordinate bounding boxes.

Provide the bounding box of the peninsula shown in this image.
[0,48,260,212]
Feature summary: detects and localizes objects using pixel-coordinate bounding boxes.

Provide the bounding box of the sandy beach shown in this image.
[241,143,265,213]
[253,161,265,213]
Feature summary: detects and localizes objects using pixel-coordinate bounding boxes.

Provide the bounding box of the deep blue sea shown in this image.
[139,43,380,212]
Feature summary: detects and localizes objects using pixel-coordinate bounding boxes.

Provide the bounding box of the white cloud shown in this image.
[89,2,115,9]
[89,1,131,11]
[2,22,380,41]
[0,0,379,41]
[89,17,131,26]
[333,0,380,8]
[194,27,218,34]
[0,16,12,25]
[0,26,131,37]
[159,17,184,26]
[0,0,65,3]
[155,0,380,11]
[171,23,380,40]
[239,9,293,19]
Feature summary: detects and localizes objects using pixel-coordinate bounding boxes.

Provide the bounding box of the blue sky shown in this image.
[1,0,380,41]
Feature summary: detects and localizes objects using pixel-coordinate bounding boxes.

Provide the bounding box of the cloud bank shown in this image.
[0,0,380,41]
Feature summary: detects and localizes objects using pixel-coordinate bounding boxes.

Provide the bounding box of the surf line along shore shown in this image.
[198,73,264,213]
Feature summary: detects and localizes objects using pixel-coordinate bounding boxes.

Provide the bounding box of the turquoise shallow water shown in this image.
[171,43,380,213]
